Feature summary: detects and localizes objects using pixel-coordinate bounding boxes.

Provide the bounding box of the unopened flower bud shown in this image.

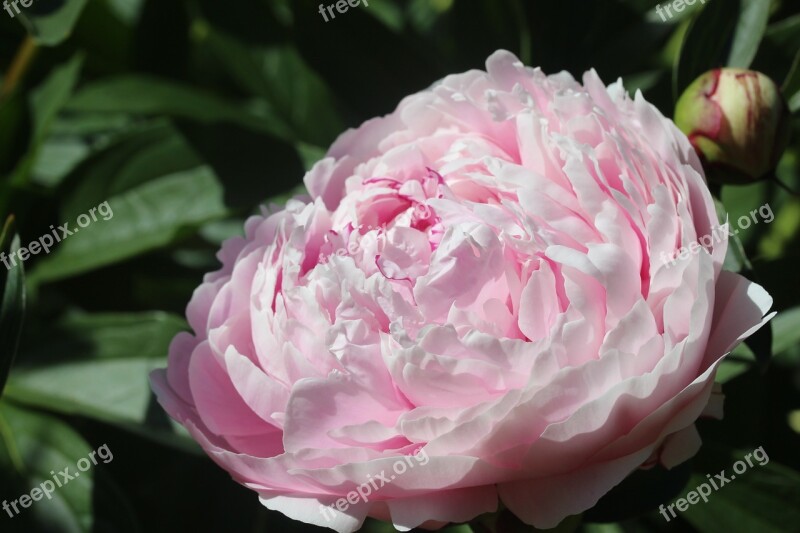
[675,68,790,184]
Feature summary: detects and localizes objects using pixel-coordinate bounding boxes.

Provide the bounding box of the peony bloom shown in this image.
[151,51,774,532]
[675,68,790,184]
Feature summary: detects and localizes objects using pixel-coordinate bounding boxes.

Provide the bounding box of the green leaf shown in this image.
[715,198,755,274]
[30,112,137,188]
[0,229,25,398]
[408,0,455,34]
[674,0,737,99]
[0,401,94,532]
[17,0,90,46]
[771,306,800,356]
[9,54,83,188]
[727,0,771,69]
[6,352,172,433]
[716,347,756,384]
[29,54,84,145]
[59,122,200,219]
[622,70,665,95]
[680,449,800,532]
[580,525,626,533]
[783,49,800,113]
[106,0,145,26]
[201,30,344,146]
[720,182,770,247]
[18,311,187,362]
[30,137,91,187]
[714,198,772,366]
[4,312,198,453]
[367,0,405,32]
[673,0,768,99]
[29,166,228,283]
[758,194,800,261]
[66,75,291,140]
[764,13,800,58]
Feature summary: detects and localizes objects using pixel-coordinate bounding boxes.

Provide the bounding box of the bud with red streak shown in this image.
[675,68,790,184]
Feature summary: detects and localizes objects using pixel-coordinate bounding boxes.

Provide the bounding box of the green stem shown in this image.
[0,35,38,102]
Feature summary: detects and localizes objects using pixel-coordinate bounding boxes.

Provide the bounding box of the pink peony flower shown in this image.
[151,50,774,532]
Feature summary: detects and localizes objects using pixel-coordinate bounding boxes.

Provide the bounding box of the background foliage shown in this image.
[1,0,799,532]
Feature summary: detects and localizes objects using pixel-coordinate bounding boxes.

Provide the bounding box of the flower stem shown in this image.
[0,36,38,101]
